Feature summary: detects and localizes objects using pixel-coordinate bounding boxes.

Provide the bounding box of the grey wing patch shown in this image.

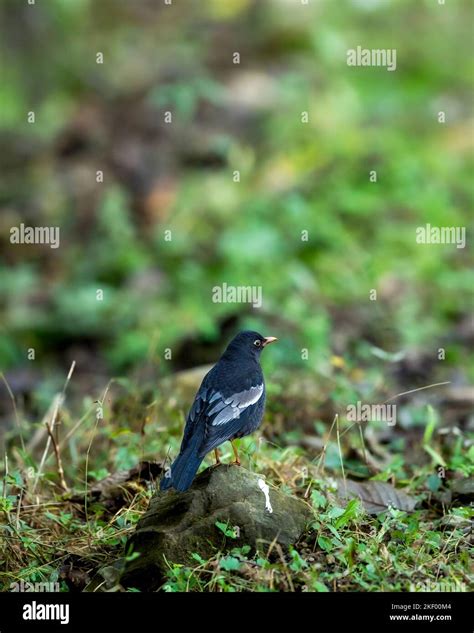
[210,384,264,426]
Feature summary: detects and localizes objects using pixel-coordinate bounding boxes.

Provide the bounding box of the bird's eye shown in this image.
[254,339,261,347]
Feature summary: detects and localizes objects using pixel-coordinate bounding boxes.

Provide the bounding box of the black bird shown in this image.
[161,330,277,492]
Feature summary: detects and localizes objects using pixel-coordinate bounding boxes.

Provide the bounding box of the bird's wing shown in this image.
[180,384,211,449]
[198,383,264,456]
[207,384,264,426]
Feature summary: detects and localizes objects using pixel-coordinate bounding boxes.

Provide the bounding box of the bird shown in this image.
[160,330,277,492]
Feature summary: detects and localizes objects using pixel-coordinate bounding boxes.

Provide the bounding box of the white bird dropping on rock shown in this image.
[258,478,273,513]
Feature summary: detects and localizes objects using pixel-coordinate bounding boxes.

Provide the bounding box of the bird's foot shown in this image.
[231,460,241,466]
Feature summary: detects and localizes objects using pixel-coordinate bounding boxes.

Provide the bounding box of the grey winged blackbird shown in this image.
[160,330,277,492]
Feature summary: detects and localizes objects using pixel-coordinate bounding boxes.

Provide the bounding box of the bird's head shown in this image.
[222,330,278,362]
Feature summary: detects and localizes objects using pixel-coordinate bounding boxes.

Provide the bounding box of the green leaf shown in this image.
[467,445,474,463]
[328,506,345,520]
[313,581,329,592]
[310,489,327,509]
[215,520,238,539]
[424,444,446,467]
[0,496,14,512]
[289,547,307,571]
[231,545,250,557]
[219,556,241,571]
[191,553,205,564]
[317,535,333,551]
[423,405,438,445]
[334,498,360,529]
[427,474,442,492]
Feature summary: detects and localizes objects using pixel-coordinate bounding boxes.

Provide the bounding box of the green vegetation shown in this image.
[0,389,472,592]
[0,0,472,593]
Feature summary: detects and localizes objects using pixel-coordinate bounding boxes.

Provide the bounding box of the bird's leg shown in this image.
[213,449,221,466]
[230,440,241,466]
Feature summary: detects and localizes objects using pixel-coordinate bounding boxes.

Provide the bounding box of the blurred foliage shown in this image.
[1,0,472,596]
[0,0,472,402]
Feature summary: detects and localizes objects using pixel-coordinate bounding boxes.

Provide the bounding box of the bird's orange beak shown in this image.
[262,336,278,347]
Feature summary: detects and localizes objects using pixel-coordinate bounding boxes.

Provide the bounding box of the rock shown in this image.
[121,465,311,590]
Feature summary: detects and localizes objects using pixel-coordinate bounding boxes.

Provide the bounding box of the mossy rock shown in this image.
[121,465,311,590]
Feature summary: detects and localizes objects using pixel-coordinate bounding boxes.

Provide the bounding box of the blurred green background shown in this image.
[0,0,472,420]
[0,0,473,595]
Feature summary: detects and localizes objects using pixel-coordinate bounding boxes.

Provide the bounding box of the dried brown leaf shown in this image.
[335,479,417,514]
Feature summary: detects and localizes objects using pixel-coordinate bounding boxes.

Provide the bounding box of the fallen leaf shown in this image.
[69,461,163,514]
[451,478,474,503]
[335,479,417,514]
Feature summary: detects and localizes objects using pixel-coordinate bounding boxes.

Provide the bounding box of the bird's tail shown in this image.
[160,434,204,492]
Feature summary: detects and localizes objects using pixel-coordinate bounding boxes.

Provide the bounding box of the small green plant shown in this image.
[215,520,239,539]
